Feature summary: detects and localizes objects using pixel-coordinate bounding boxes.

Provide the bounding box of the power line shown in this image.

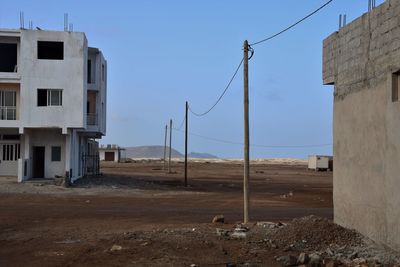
[173,128,331,149]
[176,116,186,130]
[250,0,334,46]
[188,58,244,117]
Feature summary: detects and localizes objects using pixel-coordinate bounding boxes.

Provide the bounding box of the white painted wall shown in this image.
[29,129,65,178]
[0,28,107,182]
[99,149,119,162]
[308,155,330,170]
[19,30,87,131]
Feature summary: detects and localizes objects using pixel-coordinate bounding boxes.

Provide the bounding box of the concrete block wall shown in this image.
[323,0,400,251]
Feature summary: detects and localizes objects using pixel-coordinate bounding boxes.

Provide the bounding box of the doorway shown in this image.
[104,152,114,161]
[32,146,45,178]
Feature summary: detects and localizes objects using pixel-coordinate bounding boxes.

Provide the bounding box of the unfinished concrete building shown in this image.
[323,0,400,250]
[0,28,107,183]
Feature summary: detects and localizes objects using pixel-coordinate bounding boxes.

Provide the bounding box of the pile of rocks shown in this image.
[277,249,400,267]
[267,215,362,252]
[272,216,400,266]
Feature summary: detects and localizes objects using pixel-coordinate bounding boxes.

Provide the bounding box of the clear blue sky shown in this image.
[0,0,384,159]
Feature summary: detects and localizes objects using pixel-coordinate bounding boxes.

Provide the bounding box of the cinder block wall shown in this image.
[323,0,400,251]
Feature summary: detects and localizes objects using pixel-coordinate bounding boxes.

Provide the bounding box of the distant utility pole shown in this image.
[243,40,250,224]
[163,124,168,170]
[168,119,172,173]
[184,101,188,187]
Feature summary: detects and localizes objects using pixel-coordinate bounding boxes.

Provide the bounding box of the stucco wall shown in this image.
[19,30,87,130]
[323,0,400,250]
[29,129,66,179]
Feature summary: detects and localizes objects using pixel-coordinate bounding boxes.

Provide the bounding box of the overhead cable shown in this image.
[173,128,331,149]
[250,0,334,46]
[188,58,244,117]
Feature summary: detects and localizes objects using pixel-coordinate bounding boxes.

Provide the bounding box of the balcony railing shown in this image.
[87,113,98,126]
[0,107,16,120]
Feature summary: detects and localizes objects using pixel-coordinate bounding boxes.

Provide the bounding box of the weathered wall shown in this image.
[29,129,66,179]
[19,30,87,131]
[323,0,400,250]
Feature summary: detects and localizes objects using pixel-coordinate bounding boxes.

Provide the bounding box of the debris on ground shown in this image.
[110,244,122,251]
[270,215,400,266]
[212,214,225,224]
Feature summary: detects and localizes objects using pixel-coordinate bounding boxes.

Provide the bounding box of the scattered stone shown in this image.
[212,215,225,224]
[216,228,230,237]
[55,239,81,244]
[190,264,197,267]
[350,251,358,259]
[110,244,122,251]
[277,255,297,266]
[231,231,247,239]
[257,221,276,228]
[297,252,309,265]
[256,221,285,229]
[309,253,322,266]
[288,191,294,197]
[326,247,334,256]
[323,258,338,267]
[353,258,367,265]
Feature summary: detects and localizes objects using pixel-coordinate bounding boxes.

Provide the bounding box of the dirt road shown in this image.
[0,161,333,266]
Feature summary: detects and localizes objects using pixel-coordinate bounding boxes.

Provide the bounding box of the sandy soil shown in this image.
[0,160,334,266]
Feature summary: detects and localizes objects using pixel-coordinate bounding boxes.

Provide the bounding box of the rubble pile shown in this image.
[268,215,362,251]
[268,216,400,267]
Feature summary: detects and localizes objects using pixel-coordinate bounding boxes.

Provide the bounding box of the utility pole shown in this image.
[168,119,172,173]
[184,101,188,187]
[243,40,250,224]
[163,124,168,170]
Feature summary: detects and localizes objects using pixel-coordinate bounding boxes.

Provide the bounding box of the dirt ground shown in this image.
[0,160,335,266]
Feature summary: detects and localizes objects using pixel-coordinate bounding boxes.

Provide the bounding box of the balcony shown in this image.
[87,113,98,126]
[0,106,16,120]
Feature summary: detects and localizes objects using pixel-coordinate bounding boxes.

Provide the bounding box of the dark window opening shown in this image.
[392,71,400,102]
[37,89,47,106]
[37,89,62,106]
[102,64,105,81]
[0,43,17,72]
[16,144,20,160]
[51,146,61,162]
[38,41,64,60]
[87,60,92,83]
[2,135,19,140]
[87,101,90,113]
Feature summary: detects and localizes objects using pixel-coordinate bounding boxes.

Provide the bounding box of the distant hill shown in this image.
[123,146,218,159]
[188,152,218,159]
[124,146,182,158]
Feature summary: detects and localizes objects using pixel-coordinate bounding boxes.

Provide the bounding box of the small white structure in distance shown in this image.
[99,144,123,162]
[308,155,333,171]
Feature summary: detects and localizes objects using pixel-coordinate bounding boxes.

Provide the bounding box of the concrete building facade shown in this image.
[0,28,107,183]
[99,144,122,162]
[323,0,400,250]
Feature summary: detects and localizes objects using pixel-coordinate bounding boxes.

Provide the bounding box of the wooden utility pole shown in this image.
[184,101,188,187]
[243,40,250,223]
[168,119,172,173]
[163,124,168,170]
